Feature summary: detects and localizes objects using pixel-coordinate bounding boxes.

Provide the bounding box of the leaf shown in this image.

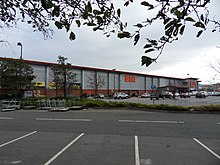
[52,6,60,17]
[82,11,88,19]
[55,21,63,29]
[117,9,121,17]
[171,8,182,18]
[165,19,176,30]
[117,31,131,39]
[124,1,129,7]
[87,22,96,26]
[96,16,103,24]
[179,0,184,6]
[200,14,204,22]
[69,32,76,41]
[140,1,154,10]
[134,34,140,46]
[194,22,205,29]
[212,29,216,32]
[179,25,185,35]
[41,0,53,10]
[164,18,171,25]
[145,48,155,54]
[143,44,152,49]
[134,23,143,28]
[86,2,92,13]
[22,0,28,7]
[173,27,179,37]
[141,56,155,67]
[147,39,158,46]
[165,26,174,37]
[75,20,81,27]
[93,10,101,15]
[196,30,203,37]
[185,17,196,22]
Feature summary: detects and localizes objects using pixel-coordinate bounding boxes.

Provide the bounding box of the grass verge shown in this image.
[7,97,220,112]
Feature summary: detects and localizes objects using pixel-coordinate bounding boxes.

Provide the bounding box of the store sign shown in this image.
[34,81,45,87]
[125,75,136,82]
[190,80,196,88]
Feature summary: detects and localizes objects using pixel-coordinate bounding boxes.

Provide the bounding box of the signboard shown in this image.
[125,75,136,82]
[33,82,45,87]
[151,85,157,90]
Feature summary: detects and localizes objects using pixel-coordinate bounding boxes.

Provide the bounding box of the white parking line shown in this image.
[0,117,13,120]
[193,138,220,160]
[135,136,140,165]
[0,131,37,148]
[36,118,92,122]
[119,120,184,124]
[44,133,85,165]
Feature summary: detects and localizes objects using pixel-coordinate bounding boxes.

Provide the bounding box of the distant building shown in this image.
[0,58,200,97]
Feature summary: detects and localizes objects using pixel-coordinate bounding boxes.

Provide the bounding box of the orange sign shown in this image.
[125,75,136,82]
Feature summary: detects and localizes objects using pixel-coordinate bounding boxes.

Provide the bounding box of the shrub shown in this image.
[6,97,219,112]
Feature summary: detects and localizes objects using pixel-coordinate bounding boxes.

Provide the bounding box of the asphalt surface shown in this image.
[0,109,219,165]
[104,96,220,106]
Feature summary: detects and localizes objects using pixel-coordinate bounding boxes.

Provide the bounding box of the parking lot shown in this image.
[0,110,219,165]
[105,96,220,107]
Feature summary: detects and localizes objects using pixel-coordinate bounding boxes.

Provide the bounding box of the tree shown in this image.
[87,72,106,94]
[51,56,77,98]
[0,58,35,97]
[1,0,219,66]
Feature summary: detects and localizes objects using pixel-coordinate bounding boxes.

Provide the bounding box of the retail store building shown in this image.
[21,59,200,97]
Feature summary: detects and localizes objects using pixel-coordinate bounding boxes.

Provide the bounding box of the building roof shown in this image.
[0,57,200,81]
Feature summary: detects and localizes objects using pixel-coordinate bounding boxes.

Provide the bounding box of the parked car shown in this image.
[200,91,208,97]
[190,91,198,96]
[175,92,180,97]
[80,93,90,98]
[195,92,206,98]
[150,91,172,100]
[212,92,220,96]
[93,93,105,99]
[131,93,138,97]
[113,92,128,99]
[161,91,173,99]
[180,92,190,98]
[141,92,150,98]
[150,93,159,100]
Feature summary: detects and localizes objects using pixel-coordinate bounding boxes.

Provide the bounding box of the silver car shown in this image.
[113,92,128,99]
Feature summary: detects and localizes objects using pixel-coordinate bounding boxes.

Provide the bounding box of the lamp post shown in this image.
[17,42,23,98]
[112,69,116,93]
[187,73,190,93]
[17,42,23,60]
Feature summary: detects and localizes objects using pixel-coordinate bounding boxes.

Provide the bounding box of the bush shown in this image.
[5,97,219,112]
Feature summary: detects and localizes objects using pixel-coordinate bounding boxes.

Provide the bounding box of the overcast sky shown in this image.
[0,0,220,84]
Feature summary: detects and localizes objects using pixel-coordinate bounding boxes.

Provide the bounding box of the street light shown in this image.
[187,73,190,92]
[17,42,23,98]
[112,69,116,93]
[17,42,23,60]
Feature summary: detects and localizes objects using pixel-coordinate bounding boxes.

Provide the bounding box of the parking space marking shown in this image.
[0,117,13,120]
[44,133,85,165]
[0,131,37,148]
[135,136,140,165]
[36,118,92,122]
[193,138,220,160]
[119,120,184,124]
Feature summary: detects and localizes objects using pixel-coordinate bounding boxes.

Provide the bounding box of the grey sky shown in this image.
[0,0,220,84]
